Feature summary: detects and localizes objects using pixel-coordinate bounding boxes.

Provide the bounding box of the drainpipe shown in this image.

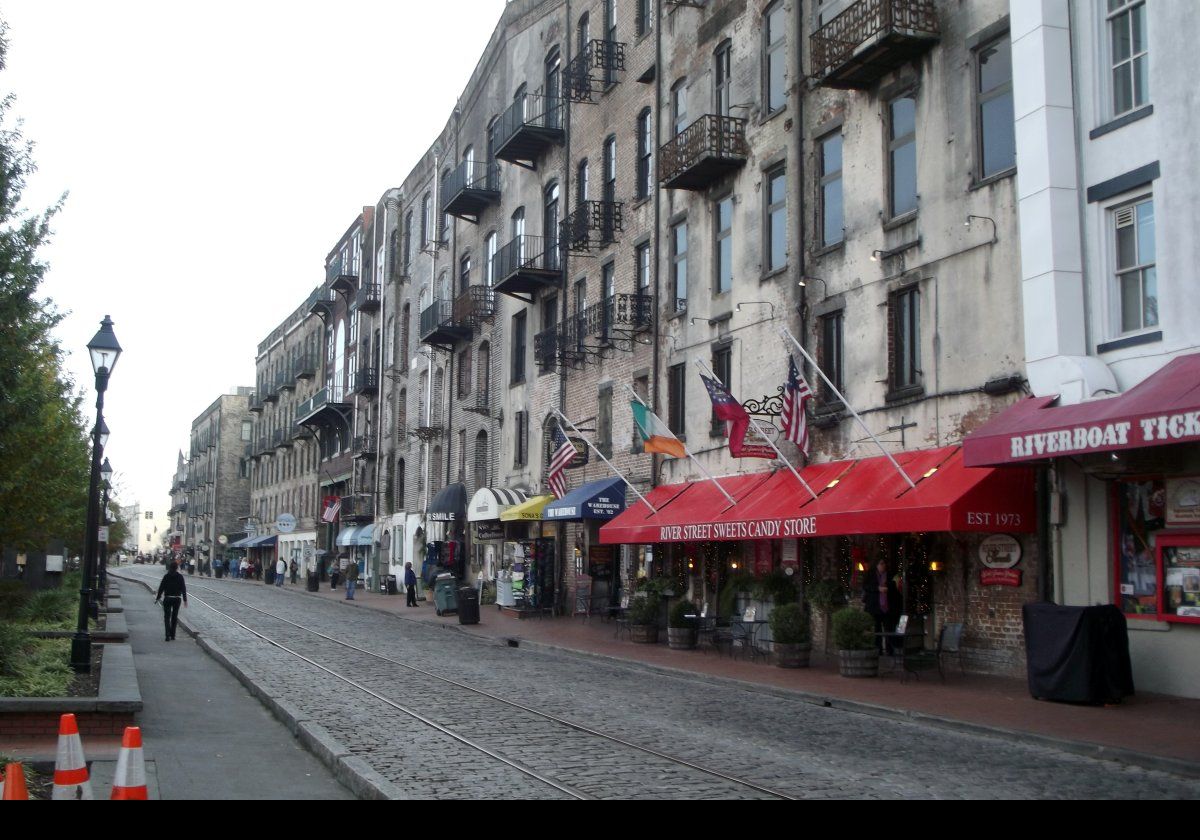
[651,0,662,487]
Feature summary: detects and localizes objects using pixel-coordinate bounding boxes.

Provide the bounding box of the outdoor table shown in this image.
[731,619,769,661]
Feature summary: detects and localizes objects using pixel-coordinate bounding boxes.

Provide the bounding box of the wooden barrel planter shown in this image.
[667,627,696,650]
[838,649,879,677]
[630,624,659,644]
[774,642,811,669]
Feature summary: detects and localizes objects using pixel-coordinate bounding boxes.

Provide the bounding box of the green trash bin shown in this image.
[434,573,458,616]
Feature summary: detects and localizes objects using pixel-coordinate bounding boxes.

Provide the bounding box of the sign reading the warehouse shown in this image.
[1008,411,1200,460]
[659,517,817,542]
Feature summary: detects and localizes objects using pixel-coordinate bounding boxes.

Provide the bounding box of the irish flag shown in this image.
[631,401,687,459]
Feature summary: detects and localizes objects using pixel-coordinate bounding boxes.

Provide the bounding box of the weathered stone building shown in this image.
[182,389,253,568]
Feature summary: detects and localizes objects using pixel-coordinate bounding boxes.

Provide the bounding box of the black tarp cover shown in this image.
[1023,603,1135,704]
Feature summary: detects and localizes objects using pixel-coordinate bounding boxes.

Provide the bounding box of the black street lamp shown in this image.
[97,458,113,607]
[72,316,121,673]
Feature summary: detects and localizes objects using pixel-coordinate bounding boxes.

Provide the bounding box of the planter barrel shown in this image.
[630,624,659,644]
[838,649,879,677]
[667,627,696,650]
[774,642,811,668]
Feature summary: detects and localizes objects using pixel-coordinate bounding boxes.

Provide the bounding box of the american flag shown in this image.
[321,496,341,523]
[780,355,813,455]
[546,425,576,499]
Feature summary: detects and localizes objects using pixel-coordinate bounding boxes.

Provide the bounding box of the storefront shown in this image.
[424,483,467,584]
[278,530,316,580]
[544,477,629,614]
[601,445,1038,673]
[468,487,528,590]
[499,494,556,612]
[335,524,375,581]
[964,353,1200,696]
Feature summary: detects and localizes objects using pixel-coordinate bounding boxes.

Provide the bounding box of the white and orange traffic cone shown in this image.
[1,762,29,800]
[110,726,148,800]
[51,713,94,800]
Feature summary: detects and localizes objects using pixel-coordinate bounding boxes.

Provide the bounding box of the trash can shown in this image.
[458,586,480,625]
[385,575,398,595]
[307,571,320,592]
[434,573,458,616]
[1023,603,1134,703]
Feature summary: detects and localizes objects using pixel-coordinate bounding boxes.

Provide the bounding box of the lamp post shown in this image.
[97,458,113,608]
[72,316,121,673]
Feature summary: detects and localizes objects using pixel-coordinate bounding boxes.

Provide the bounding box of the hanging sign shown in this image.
[781,539,798,571]
[979,534,1021,569]
[588,545,614,580]
[566,439,589,469]
[277,513,297,534]
[980,568,1023,587]
[1166,477,1200,526]
[476,521,504,541]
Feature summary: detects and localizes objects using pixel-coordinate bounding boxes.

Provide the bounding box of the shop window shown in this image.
[1115,478,1165,617]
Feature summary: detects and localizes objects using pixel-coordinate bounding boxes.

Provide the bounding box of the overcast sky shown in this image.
[3,0,506,520]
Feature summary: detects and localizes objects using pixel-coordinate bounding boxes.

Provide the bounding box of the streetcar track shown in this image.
[181,577,796,800]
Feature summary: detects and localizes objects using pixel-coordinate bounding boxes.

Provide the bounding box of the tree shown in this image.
[0,20,88,555]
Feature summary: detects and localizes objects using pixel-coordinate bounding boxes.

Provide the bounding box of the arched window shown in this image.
[474,431,489,492]
[397,388,407,437]
[477,342,490,409]
[396,458,406,511]
[636,107,653,199]
[385,314,395,367]
[430,445,443,494]
[432,367,445,427]
[400,303,410,370]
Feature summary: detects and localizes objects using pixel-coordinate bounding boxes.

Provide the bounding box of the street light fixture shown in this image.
[72,316,121,673]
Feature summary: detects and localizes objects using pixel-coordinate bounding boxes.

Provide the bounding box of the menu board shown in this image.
[1159,536,1200,624]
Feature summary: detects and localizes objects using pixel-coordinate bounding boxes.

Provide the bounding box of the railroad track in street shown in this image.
[177,578,797,800]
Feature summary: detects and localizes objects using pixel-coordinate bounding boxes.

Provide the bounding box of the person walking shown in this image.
[154,561,188,642]
[345,558,359,600]
[863,558,901,655]
[240,557,249,580]
[289,558,298,585]
[275,556,287,587]
[404,561,418,607]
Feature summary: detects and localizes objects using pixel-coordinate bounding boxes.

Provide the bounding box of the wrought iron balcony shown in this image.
[462,390,491,417]
[290,422,312,441]
[352,435,377,460]
[273,428,292,450]
[534,325,559,371]
[294,353,317,381]
[339,493,375,522]
[419,298,469,347]
[563,199,623,253]
[809,0,940,89]
[441,160,500,224]
[275,369,292,393]
[255,435,272,456]
[350,366,378,395]
[564,39,626,103]
[262,380,279,404]
[491,93,565,169]
[356,283,381,312]
[326,254,358,294]
[659,114,748,191]
[306,284,337,321]
[453,285,495,331]
[538,294,652,368]
[493,234,562,301]
[295,385,350,427]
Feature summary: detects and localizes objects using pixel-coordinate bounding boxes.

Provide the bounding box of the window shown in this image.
[602,136,617,241]
[514,410,528,467]
[457,347,472,397]
[636,108,653,200]
[888,96,918,217]
[636,0,652,37]
[543,182,560,271]
[485,232,497,287]
[711,345,732,435]
[474,432,488,491]
[598,383,613,457]
[601,261,615,338]
[671,79,688,136]
[818,133,843,247]
[403,211,413,271]
[764,2,787,114]
[397,389,407,437]
[714,41,732,117]
[577,158,590,204]
[511,310,527,384]
[1108,0,1149,117]
[977,35,1015,179]
[603,0,617,85]
[459,252,471,294]
[421,192,432,247]
[890,287,921,393]
[765,167,787,272]
[241,420,252,441]
[820,311,844,404]
[400,303,410,371]
[715,196,733,295]
[668,363,687,436]
[635,241,651,298]
[431,445,442,494]
[631,374,649,451]
[1115,197,1157,333]
[671,221,688,311]
[477,342,490,406]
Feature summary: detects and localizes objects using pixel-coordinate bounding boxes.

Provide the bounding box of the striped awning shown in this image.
[336,524,375,547]
[468,487,529,521]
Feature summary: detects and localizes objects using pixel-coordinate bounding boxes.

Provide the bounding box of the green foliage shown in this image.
[754,568,798,605]
[718,571,755,616]
[0,22,87,555]
[20,587,75,628]
[0,579,30,620]
[806,579,847,610]
[768,602,810,645]
[831,608,875,651]
[626,593,660,626]
[0,637,72,698]
[668,598,697,629]
[635,577,672,599]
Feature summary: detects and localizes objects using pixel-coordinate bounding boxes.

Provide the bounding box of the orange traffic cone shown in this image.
[1,762,29,800]
[110,726,148,800]
[52,713,94,800]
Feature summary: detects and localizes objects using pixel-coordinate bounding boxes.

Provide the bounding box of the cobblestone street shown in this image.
[117,569,1200,799]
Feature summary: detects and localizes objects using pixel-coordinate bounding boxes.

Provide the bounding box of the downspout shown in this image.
[651,0,662,488]
[558,0,573,612]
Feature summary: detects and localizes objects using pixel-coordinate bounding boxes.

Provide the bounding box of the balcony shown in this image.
[541,294,653,368]
[273,428,292,450]
[294,353,317,381]
[339,494,375,523]
[290,422,313,441]
[255,435,272,456]
[564,39,626,103]
[493,234,562,301]
[659,115,748,191]
[454,285,495,330]
[462,390,491,417]
[534,325,559,371]
[352,435,377,460]
[441,160,500,224]
[810,0,940,89]
[306,284,337,322]
[275,369,293,394]
[326,254,359,296]
[563,199,623,253]
[262,380,279,404]
[350,366,378,395]
[491,93,564,169]
[419,298,467,347]
[356,283,381,312]
[295,385,351,428]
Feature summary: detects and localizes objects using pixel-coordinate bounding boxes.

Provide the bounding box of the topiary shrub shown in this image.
[768,602,810,645]
[627,593,660,626]
[831,607,875,651]
[806,579,846,611]
[668,599,697,629]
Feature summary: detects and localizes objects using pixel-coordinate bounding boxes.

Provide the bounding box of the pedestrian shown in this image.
[345,558,359,600]
[289,558,299,585]
[405,561,418,607]
[240,557,249,580]
[154,561,188,642]
[329,560,340,591]
[863,558,901,655]
[275,556,287,587]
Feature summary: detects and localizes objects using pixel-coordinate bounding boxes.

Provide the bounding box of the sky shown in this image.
[2,0,507,521]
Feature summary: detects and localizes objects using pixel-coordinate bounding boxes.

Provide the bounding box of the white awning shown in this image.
[467,487,529,521]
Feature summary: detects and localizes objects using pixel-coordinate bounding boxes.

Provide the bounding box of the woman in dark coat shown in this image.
[862,559,901,654]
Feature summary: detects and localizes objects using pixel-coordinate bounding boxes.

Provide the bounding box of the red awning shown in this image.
[599,445,1035,545]
[964,354,1200,467]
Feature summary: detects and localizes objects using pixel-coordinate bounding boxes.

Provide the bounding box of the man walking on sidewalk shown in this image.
[275,557,287,587]
[345,558,358,600]
[405,561,418,607]
[154,561,188,641]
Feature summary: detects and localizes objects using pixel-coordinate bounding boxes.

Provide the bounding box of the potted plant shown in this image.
[806,578,846,656]
[768,602,811,668]
[831,607,878,677]
[667,599,698,650]
[627,592,661,644]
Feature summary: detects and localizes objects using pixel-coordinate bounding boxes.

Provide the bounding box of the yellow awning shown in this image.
[500,494,554,522]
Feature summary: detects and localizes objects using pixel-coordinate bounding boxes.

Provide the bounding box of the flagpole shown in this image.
[618,382,737,508]
[777,326,916,490]
[693,359,820,502]
[551,409,658,514]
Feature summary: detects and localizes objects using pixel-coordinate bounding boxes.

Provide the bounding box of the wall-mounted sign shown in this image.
[980,568,1023,587]
[566,439,589,469]
[475,521,504,541]
[979,534,1022,569]
[1166,477,1200,526]
[277,513,297,534]
[218,535,229,545]
[589,545,614,580]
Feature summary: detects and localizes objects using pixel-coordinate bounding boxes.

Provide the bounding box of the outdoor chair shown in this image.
[901,621,965,682]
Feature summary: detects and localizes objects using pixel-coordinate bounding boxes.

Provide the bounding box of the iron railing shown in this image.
[355,283,381,309]
[495,234,561,281]
[562,199,623,252]
[490,93,565,151]
[565,39,627,101]
[810,0,940,79]
[658,114,748,186]
[441,160,500,207]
